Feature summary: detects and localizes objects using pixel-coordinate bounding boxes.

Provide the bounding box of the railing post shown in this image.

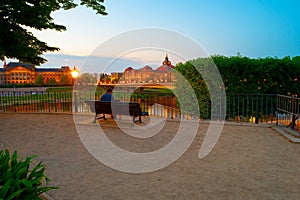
[74,91,78,113]
[276,95,278,125]
[13,92,16,112]
[291,114,296,129]
[48,92,50,112]
[255,94,259,124]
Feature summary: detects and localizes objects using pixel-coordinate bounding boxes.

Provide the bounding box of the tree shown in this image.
[59,74,71,85]
[211,55,300,95]
[47,78,57,86]
[175,55,300,120]
[76,73,97,85]
[0,0,107,65]
[35,74,44,86]
[174,61,210,118]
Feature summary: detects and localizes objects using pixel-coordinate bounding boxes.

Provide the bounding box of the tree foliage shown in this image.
[47,78,57,86]
[176,55,300,96]
[174,62,209,118]
[0,0,107,65]
[35,74,44,86]
[59,73,71,85]
[76,73,98,85]
[175,55,300,119]
[212,55,300,95]
[176,55,300,98]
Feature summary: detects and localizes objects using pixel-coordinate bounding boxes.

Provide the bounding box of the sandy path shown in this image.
[0,113,299,199]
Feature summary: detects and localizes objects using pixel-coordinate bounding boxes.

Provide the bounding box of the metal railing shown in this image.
[0,91,72,112]
[0,90,178,114]
[276,94,300,129]
[73,91,186,119]
[0,90,279,124]
[226,94,277,123]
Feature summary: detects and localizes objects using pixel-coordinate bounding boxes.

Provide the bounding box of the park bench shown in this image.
[84,100,148,124]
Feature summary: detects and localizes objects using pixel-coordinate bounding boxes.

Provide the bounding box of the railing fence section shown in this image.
[0,91,280,124]
[0,91,73,113]
[226,94,277,123]
[276,95,300,130]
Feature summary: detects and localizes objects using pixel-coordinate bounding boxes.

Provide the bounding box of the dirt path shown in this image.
[0,113,299,199]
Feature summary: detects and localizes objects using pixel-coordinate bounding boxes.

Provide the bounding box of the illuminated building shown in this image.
[0,62,74,85]
[120,54,175,83]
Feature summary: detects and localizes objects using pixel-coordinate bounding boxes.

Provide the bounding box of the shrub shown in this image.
[0,149,57,200]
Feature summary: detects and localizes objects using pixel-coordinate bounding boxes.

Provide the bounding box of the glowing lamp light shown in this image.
[71,66,79,79]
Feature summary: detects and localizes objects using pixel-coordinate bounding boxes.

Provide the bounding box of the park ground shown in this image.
[0,113,299,200]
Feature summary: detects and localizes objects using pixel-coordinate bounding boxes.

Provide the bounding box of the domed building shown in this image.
[155,54,175,82]
[157,53,174,71]
[141,65,153,71]
[121,67,135,83]
[121,54,175,83]
[124,67,134,72]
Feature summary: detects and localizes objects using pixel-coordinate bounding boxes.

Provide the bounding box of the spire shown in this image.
[162,53,171,66]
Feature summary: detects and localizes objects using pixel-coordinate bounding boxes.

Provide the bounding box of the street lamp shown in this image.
[71,66,79,79]
[71,66,79,112]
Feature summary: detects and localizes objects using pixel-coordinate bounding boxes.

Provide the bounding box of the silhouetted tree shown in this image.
[0,0,107,65]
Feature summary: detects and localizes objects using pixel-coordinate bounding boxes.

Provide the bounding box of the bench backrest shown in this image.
[85,101,142,117]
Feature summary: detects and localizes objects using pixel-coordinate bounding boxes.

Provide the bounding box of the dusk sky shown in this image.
[2,0,300,72]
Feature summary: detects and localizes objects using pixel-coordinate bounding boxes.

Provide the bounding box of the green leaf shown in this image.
[20,179,33,190]
[0,179,12,198]
[6,189,25,200]
[36,186,58,195]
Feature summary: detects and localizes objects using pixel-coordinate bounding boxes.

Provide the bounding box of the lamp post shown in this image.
[71,66,79,113]
[71,66,79,84]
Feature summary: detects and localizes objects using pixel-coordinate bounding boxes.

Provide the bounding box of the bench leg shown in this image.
[131,116,142,123]
[93,113,108,123]
[131,117,135,127]
[93,114,97,123]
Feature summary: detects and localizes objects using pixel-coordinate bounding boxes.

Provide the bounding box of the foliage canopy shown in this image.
[0,0,107,65]
[176,55,300,97]
[212,55,300,95]
[175,55,300,118]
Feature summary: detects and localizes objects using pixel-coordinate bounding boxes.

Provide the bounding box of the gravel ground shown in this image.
[0,113,299,200]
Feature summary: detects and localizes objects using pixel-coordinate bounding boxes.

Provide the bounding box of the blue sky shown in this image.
[2,0,300,71]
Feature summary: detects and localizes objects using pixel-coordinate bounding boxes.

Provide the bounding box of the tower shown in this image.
[162,53,172,66]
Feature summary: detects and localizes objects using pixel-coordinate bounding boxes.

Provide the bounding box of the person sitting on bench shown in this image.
[100,88,114,102]
[99,88,114,119]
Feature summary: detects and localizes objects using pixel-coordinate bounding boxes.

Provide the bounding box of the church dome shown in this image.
[141,65,153,71]
[124,67,133,72]
[156,65,173,72]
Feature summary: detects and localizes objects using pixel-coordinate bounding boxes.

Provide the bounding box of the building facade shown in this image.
[120,54,175,84]
[0,62,74,85]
